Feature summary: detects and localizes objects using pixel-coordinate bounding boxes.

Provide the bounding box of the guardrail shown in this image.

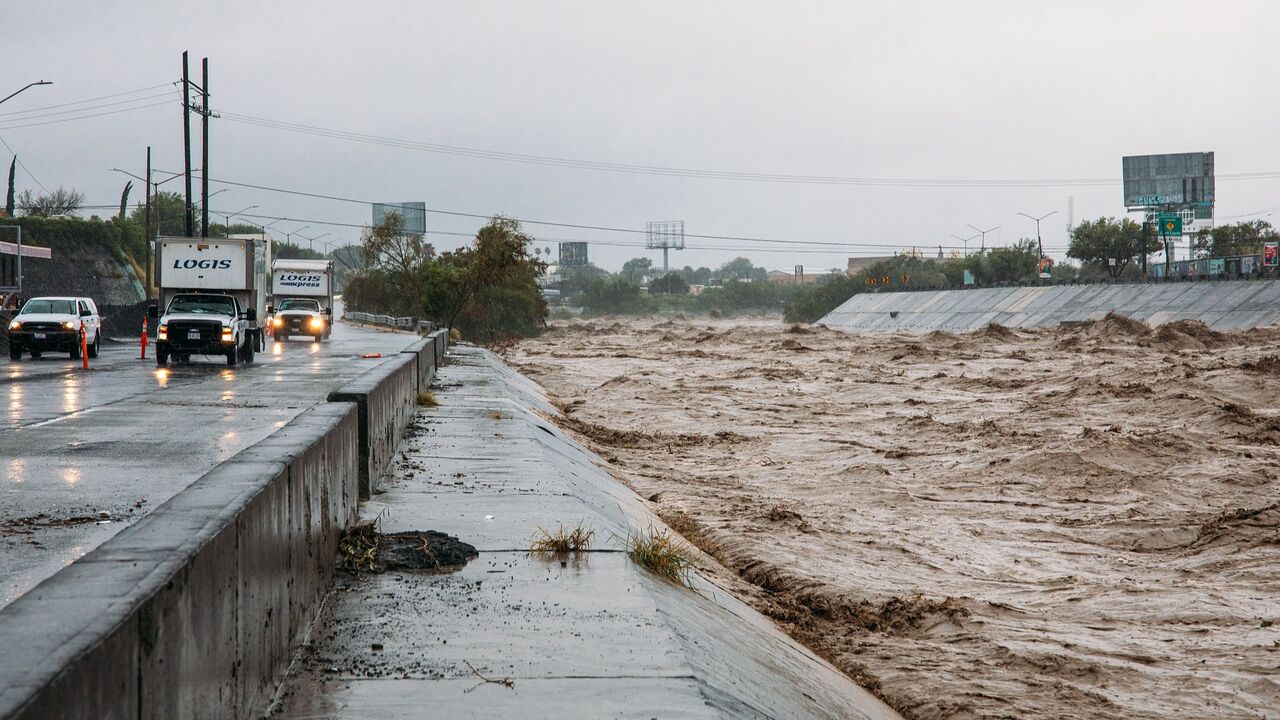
[342,311,435,333]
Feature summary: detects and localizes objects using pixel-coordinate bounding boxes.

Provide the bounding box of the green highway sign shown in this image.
[1157,212,1182,236]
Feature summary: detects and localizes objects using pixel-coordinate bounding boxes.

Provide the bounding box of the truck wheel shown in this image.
[242,338,255,363]
[256,330,265,353]
[156,348,169,366]
[227,344,238,367]
[30,350,41,359]
[88,335,100,359]
[273,332,284,342]
[8,345,20,361]
[70,343,81,360]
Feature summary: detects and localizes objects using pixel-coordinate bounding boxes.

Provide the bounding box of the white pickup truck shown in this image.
[7,296,101,360]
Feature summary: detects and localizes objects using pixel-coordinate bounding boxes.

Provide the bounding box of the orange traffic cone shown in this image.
[139,317,148,360]
[80,326,89,370]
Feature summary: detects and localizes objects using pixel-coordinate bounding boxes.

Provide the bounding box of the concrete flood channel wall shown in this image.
[820,276,1280,333]
[0,327,449,719]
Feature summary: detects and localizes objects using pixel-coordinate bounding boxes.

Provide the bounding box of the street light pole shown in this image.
[1017,211,1058,279]
[285,225,309,247]
[222,205,258,235]
[966,224,1001,255]
[0,80,52,107]
[950,233,979,258]
[299,232,329,252]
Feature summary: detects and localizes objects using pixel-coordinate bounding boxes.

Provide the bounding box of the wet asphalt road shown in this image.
[0,317,418,608]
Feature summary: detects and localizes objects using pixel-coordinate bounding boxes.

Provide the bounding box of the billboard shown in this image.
[372,202,427,235]
[1264,242,1279,269]
[1122,152,1214,208]
[558,241,588,267]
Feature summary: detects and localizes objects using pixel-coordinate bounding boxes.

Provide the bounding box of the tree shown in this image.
[1067,217,1148,278]
[4,157,14,217]
[16,187,85,217]
[977,238,1039,284]
[130,191,188,236]
[560,262,610,297]
[442,216,546,340]
[718,257,756,280]
[361,211,433,277]
[648,272,689,295]
[1192,220,1279,258]
[118,182,132,221]
[618,256,653,284]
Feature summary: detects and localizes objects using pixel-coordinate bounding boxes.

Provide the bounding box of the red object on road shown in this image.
[360,353,383,359]
[79,326,89,370]
[139,317,148,360]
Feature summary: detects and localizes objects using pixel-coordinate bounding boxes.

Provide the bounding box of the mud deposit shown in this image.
[504,315,1280,719]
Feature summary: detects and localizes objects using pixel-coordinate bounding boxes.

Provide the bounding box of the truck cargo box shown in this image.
[157,237,254,291]
[272,259,334,298]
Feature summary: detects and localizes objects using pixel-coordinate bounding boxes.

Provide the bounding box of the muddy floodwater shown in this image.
[503,315,1280,720]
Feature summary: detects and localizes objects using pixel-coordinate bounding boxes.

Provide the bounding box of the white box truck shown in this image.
[268,258,335,341]
[148,235,270,366]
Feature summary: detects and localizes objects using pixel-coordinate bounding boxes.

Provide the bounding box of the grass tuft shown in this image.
[338,518,381,574]
[417,391,439,407]
[530,522,595,554]
[624,526,697,587]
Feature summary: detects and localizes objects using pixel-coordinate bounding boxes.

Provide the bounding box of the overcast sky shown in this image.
[5,1,1279,272]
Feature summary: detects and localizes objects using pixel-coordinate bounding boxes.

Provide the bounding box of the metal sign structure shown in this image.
[645,220,685,273]
[1264,242,1279,269]
[558,241,588,267]
[1122,152,1215,209]
[1157,212,1183,238]
[372,202,427,235]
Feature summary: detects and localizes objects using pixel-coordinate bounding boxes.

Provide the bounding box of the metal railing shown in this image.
[343,311,436,334]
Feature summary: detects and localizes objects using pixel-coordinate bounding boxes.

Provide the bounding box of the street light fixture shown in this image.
[299,232,330,252]
[1017,211,1058,278]
[285,225,310,246]
[0,80,52,107]
[966,224,1001,255]
[222,204,258,234]
[950,233,979,258]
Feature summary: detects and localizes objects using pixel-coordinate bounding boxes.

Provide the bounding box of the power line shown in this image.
[165,170,970,251]
[0,99,174,132]
[0,82,175,117]
[0,135,48,193]
[0,92,175,125]
[216,109,1129,189]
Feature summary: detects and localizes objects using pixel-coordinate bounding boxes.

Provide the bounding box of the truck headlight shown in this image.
[62,321,76,331]
[309,317,324,329]
[221,327,234,343]
[158,324,167,341]
[272,317,283,328]
[7,321,19,331]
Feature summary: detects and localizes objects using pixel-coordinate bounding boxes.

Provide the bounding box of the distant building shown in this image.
[845,256,900,275]
[766,269,842,284]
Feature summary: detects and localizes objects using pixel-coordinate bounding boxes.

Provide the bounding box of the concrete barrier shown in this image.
[399,338,437,392]
[328,354,417,498]
[427,328,449,367]
[820,277,1280,333]
[0,402,359,720]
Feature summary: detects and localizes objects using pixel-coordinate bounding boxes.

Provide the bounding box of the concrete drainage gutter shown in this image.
[0,330,449,720]
[331,329,450,499]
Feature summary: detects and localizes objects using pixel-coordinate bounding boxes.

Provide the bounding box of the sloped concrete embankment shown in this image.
[0,329,450,719]
[820,277,1280,333]
[276,346,900,719]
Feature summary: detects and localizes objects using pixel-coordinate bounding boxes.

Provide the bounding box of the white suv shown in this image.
[7,296,101,360]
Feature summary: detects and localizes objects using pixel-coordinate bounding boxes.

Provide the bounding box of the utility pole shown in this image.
[145,146,152,291]
[182,52,193,238]
[201,58,209,238]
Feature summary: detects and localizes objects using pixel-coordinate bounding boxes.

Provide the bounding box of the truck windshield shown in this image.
[19,299,76,315]
[168,295,236,315]
[278,299,320,312]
